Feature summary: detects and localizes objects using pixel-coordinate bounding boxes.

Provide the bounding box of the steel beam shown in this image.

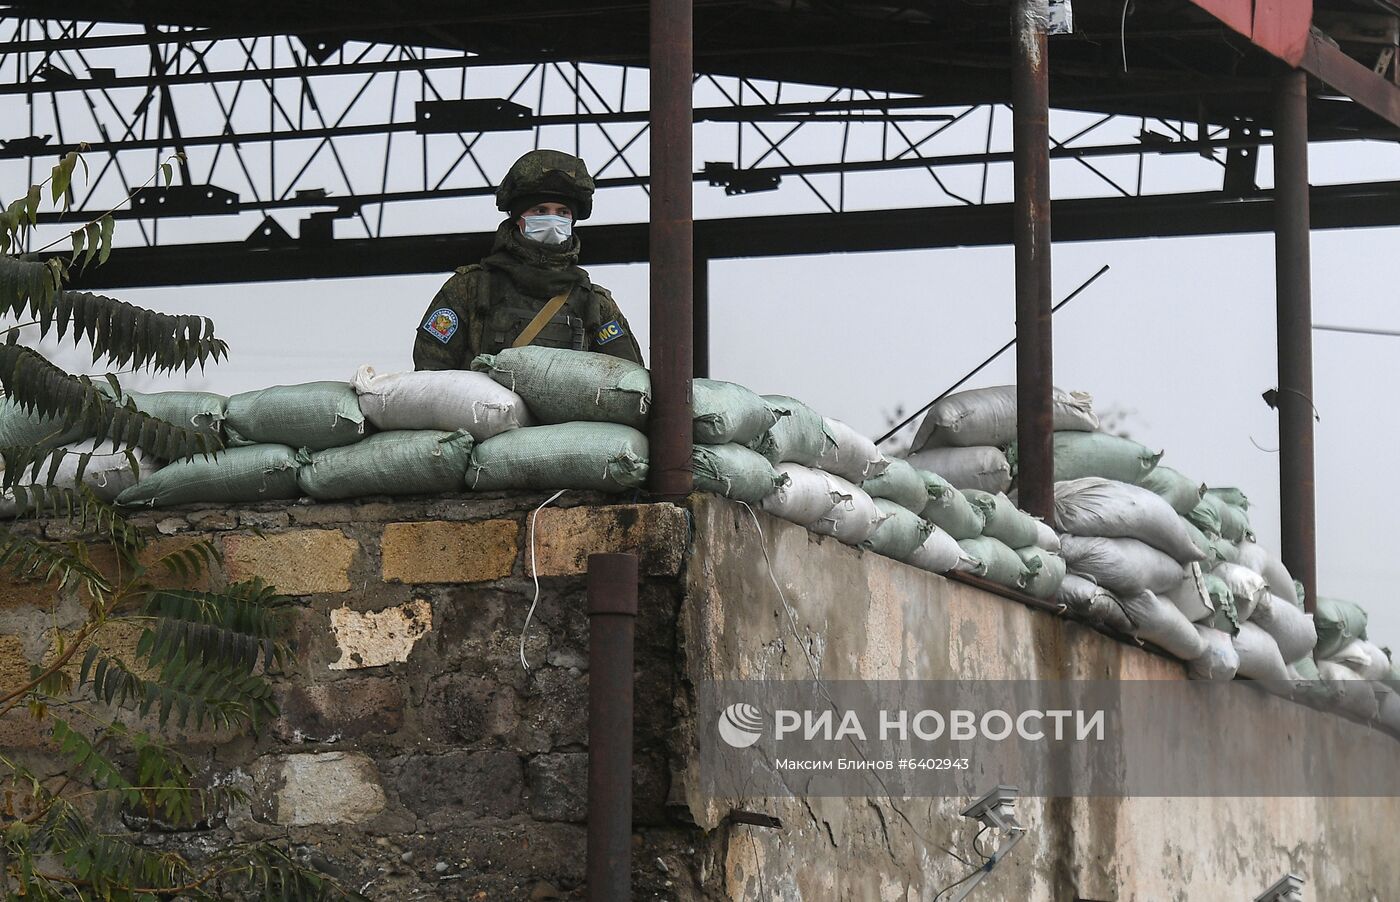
[1272,69,1318,614]
[648,0,694,498]
[1011,0,1054,522]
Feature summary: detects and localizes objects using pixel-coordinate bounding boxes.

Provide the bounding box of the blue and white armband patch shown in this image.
[594,319,625,346]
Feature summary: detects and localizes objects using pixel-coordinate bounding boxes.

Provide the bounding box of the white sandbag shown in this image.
[1249,594,1318,663]
[1325,638,1391,680]
[910,384,1098,450]
[1059,535,1184,597]
[0,439,151,515]
[863,498,933,563]
[1233,538,1269,575]
[1259,551,1300,609]
[760,463,836,526]
[810,472,885,545]
[352,365,532,440]
[905,446,1011,494]
[1056,574,1134,634]
[816,417,887,483]
[1231,622,1290,681]
[1212,563,1268,622]
[861,457,929,514]
[1052,477,1204,564]
[1188,626,1240,681]
[1316,660,1380,720]
[908,526,970,574]
[1030,517,1060,552]
[1164,562,1214,623]
[1119,590,1206,660]
[1376,685,1400,734]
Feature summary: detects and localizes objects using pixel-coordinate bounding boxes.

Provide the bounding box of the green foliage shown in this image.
[0,157,358,900]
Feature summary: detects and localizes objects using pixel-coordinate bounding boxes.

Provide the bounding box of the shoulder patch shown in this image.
[423,308,460,343]
[594,319,625,346]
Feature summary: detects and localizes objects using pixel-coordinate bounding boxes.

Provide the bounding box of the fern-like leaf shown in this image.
[0,527,111,600]
[139,582,287,674]
[1,481,145,549]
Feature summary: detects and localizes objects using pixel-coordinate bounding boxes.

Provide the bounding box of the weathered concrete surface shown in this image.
[680,495,1400,901]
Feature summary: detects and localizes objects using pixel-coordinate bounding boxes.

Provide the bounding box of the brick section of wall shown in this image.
[380,519,519,584]
[223,529,358,594]
[531,503,688,577]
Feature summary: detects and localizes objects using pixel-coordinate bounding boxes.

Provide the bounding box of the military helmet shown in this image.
[495,149,595,221]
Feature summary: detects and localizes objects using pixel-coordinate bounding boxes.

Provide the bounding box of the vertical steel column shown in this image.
[649,0,695,496]
[586,553,638,901]
[694,246,710,378]
[1273,69,1318,614]
[1012,0,1055,521]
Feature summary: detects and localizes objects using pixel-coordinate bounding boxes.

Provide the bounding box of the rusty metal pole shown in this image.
[586,552,638,900]
[1273,69,1318,614]
[1012,0,1054,521]
[649,0,694,496]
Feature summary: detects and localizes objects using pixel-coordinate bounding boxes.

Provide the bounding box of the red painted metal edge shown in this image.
[1301,29,1400,128]
[1187,0,1311,64]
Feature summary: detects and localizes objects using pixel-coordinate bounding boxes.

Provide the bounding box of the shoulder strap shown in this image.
[511,291,573,348]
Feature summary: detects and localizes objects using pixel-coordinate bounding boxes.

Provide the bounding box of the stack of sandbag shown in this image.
[1309,597,1388,721]
[689,379,785,503]
[860,458,932,563]
[0,439,155,515]
[962,488,1063,598]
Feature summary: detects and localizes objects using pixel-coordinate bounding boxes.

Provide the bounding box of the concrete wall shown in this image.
[2,492,1398,900]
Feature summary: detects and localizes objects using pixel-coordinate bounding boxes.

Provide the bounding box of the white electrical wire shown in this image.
[520,488,567,672]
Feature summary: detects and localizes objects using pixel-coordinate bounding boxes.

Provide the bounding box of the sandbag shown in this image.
[910,385,1098,450]
[810,473,885,545]
[1191,492,1249,543]
[692,379,780,445]
[816,417,887,483]
[1057,574,1135,633]
[957,536,1033,590]
[1212,563,1267,622]
[905,446,1011,494]
[99,385,228,437]
[468,422,647,493]
[1259,552,1300,609]
[1179,517,1221,567]
[1316,660,1380,720]
[1016,546,1066,600]
[917,469,985,540]
[1165,562,1214,623]
[1043,431,1161,484]
[0,439,151,515]
[352,365,531,440]
[1314,597,1368,659]
[1288,656,1336,706]
[1137,465,1204,516]
[116,444,301,508]
[1249,594,1317,663]
[1059,535,1184,597]
[1377,686,1400,734]
[863,499,933,563]
[1231,622,1290,681]
[1052,477,1203,564]
[1233,539,1268,575]
[1120,590,1206,660]
[692,443,784,503]
[297,430,472,501]
[963,489,1040,549]
[1206,487,1249,510]
[473,347,651,428]
[760,463,837,526]
[750,395,832,466]
[1325,638,1391,681]
[225,382,367,450]
[1202,573,1241,633]
[1188,626,1240,681]
[1030,517,1059,552]
[908,526,970,574]
[0,397,90,450]
[861,458,929,514]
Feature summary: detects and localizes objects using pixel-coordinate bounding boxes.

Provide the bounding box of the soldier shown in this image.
[412,149,644,370]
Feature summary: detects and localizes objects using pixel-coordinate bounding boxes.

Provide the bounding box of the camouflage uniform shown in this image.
[413,150,643,370]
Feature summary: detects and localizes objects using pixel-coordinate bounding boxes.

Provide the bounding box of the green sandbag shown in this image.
[116,444,301,508]
[225,382,366,450]
[0,398,89,450]
[1206,487,1249,510]
[297,430,473,501]
[918,470,984,540]
[1289,655,1337,705]
[1139,465,1204,516]
[863,498,933,563]
[1192,492,1249,542]
[98,384,227,437]
[692,379,779,445]
[1204,573,1240,633]
[468,422,647,493]
[692,443,784,503]
[1043,431,1162,484]
[861,458,929,514]
[957,536,1032,591]
[1017,546,1066,600]
[962,489,1040,549]
[1314,597,1369,659]
[749,394,832,466]
[473,347,650,429]
[1180,517,1217,564]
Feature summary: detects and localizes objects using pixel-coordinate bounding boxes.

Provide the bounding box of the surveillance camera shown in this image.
[960,784,1021,831]
[1254,873,1304,902]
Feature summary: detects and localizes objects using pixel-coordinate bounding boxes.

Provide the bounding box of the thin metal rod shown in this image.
[875,265,1107,446]
[1011,0,1054,521]
[1273,68,1318,615]
[1314,323,1400,337]
[648,0,695,497]
[695,246,711,378]
[586,553,638,901]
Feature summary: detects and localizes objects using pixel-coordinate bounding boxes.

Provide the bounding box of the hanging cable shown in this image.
[520,488,567,672]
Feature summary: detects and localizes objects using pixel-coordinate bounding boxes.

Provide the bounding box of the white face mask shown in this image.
[521,213,573,245]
